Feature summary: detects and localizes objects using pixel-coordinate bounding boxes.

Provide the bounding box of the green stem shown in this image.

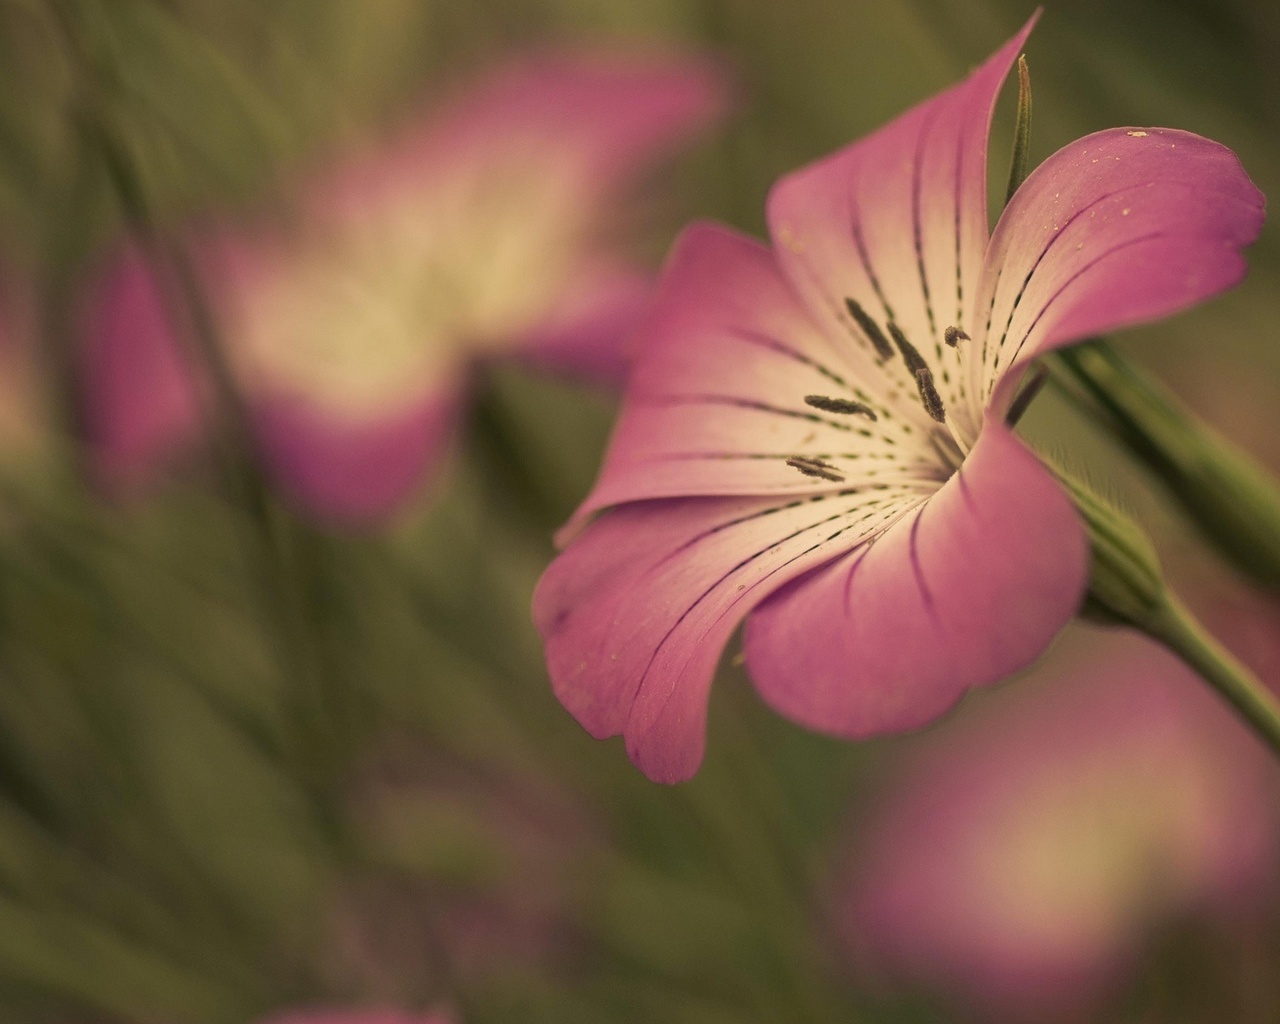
[1054,460,1280,759]
[1146,594,1280,757]
[1049,340,1280,590]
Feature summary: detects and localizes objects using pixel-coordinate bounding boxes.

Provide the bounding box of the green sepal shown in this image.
[1004,54,1033,205]
[1046,459,1166,628]
[1046,456,1280,760]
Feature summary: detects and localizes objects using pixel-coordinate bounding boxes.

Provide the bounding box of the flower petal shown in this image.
[559,223,942,543]
[512,262,652,385]
[79,243,204,494]
[249,380,465,525]
[979,127,1265,413]
[316,50,732,225]
[534,485,930,782]
[301,54,728,382]
[765,17,1036,434]
[743,417,1087,738]
[843,628,1280,1020]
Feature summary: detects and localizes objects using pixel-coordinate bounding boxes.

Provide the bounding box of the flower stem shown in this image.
[1145,593,1280,757]
[1049,339,1280,590]
[1052,460,1280,759]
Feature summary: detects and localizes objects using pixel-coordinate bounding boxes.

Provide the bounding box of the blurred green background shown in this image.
[0,1,1278,1023]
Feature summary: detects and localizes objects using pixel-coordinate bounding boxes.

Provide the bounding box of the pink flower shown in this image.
[80,51,729,521]
[533,16,1265,782]
[326,736,599,994]
[837,628,1280,1021]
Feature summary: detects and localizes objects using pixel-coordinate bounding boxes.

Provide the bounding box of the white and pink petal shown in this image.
[535,485,932,782]
[765,17,1037,435]
[979,127,1265,413]
[560,223,940,543]
[249,380,465,525]
[744,418,1088,738]
[511,261,652,386]
[313,50,732,229]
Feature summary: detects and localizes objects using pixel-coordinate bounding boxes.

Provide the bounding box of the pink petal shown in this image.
[558,223,941,543]
[250,380,465,525]
[316,49,732,226]
[512,262,652,385]
[843,628,1280,1020]
[980,127,1265,412]
[765,16,1036,428]
[79,243,205,494]
[534,486,928,783]
[743,417,1087,738]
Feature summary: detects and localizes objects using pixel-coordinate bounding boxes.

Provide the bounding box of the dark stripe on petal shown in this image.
[994,231,1164,396]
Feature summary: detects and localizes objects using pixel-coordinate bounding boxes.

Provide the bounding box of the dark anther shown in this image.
[804,394,878,420]
[786,456,845,482]
[914,367,947,423]
[844,298,896,361]
[944,325,970,347]
[888,322,928,374]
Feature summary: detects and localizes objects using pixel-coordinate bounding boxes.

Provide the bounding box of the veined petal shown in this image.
[744,418,1087,738]
[978,127,1265,413]
[80,243,204,493]
[766,17,1035,435]
[559,223,942,542]
[249,380,465,525]
[534,486,931,782]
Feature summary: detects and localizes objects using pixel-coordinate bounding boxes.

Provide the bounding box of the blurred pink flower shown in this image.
[837,628,1280,1022]
[533,15,1264,782]
[80,50,729,521]
[326,736,598,998]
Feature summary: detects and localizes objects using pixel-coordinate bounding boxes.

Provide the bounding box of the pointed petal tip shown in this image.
[763,13,1041,359]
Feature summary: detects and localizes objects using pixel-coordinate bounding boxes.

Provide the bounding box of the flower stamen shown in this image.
[804,394,878,419]
[887,321,948,425]
[844,297,896,361]
[944,325,970,347]
[914,367,947,423]
[786,455,846,482]
[888,322,927,373]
